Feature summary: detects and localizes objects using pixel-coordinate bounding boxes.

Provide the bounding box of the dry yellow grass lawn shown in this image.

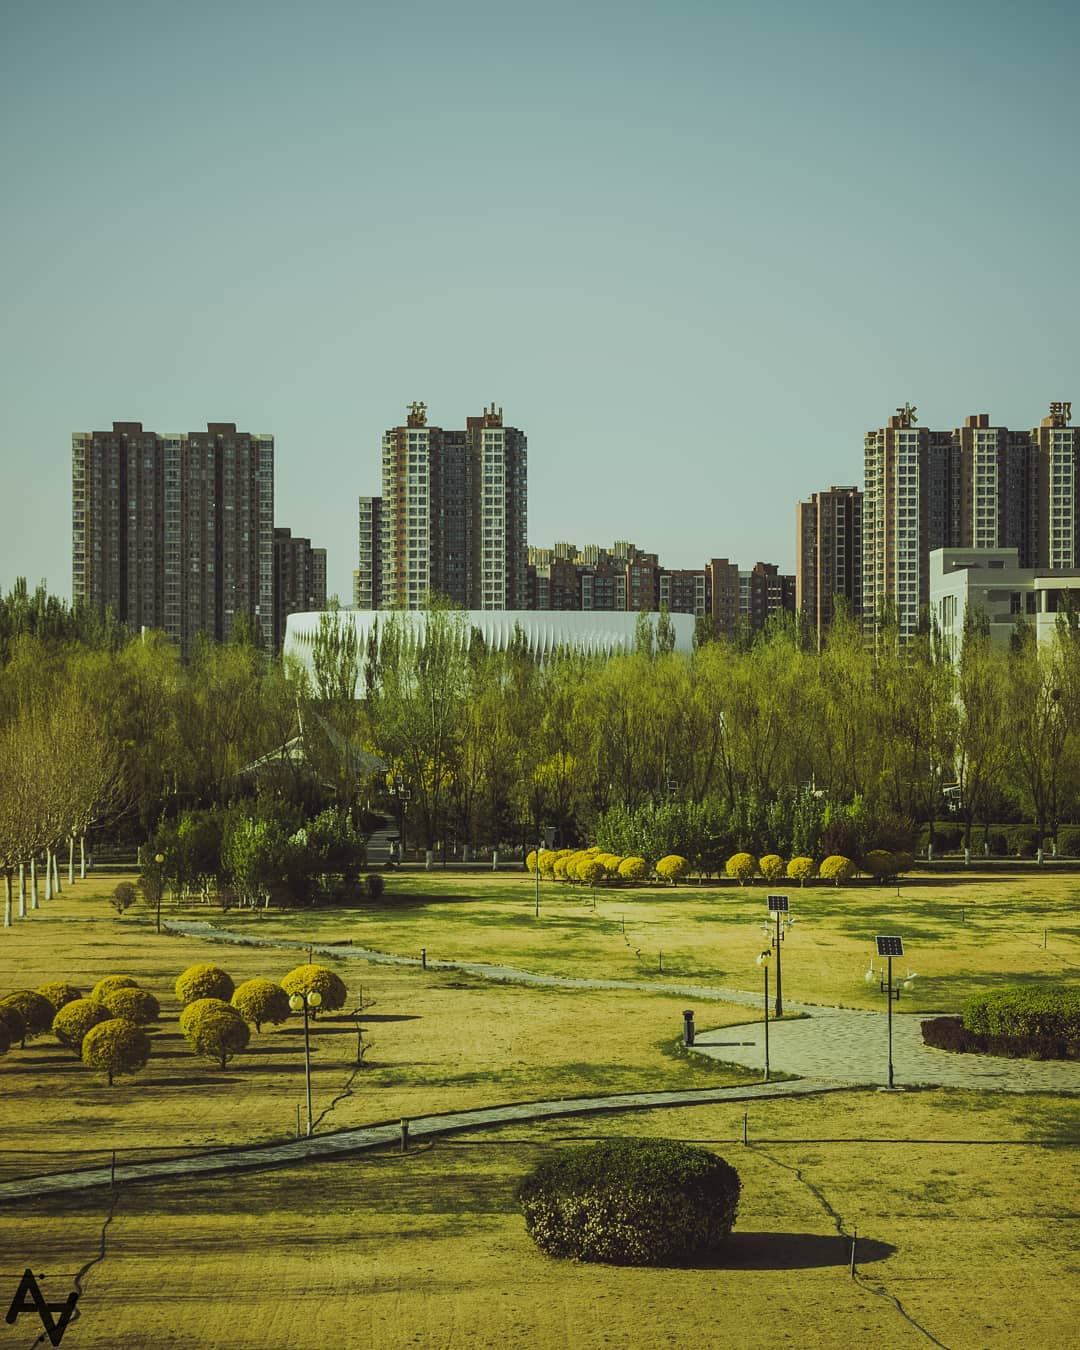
[6,1092,1077,1349]
[2,870,1077,1349]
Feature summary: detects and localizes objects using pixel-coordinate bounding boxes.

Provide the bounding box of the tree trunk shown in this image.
[52,850,61,894]
[80,834,87,879]
[44,853,52,901]
[17,863,26,919]
[4,872,12,928]
[68,835,75,887]
[30,856,38,908]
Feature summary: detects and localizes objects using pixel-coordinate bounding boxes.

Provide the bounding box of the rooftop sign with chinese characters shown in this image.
[895,402,918,428]
[1049,401,1072,427]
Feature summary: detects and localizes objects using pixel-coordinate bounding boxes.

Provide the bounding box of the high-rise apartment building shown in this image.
[862,402,1073,641]
[354,496,383,609]
[273,528,327,652]
[73,421,274,653]
[377,402,527,610]
[796,486,863,646]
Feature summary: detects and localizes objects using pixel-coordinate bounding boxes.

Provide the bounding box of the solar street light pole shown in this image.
[886,955,895,1089]
[875,936,905,1090]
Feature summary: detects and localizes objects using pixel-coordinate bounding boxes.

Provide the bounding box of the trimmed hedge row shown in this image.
[962,985,1080,1041]
[921,1015,1079,1061]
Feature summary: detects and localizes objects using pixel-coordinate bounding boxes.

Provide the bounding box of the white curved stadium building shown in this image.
[284,610,695,693]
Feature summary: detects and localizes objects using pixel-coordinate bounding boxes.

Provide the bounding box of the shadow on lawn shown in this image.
[716,1230,895,1270]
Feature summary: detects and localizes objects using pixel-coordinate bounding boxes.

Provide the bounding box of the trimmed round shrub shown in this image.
[231,978,292,1032]
[36,982,83,1013]
[518,1138,740,1266]
[90,975,139,1002]
[537,849,558,878]
[553,854,571,880]
[617,856,649,884]
[758,854,786,883]
[281,964,347,1013]
[179,997,234,1038]
[577,858,606,887]
[111,881,138,914]
[962,985,1080,1042]
[598,853,623,878]
[1009,826,1040,859]
[0,990,56,1046]
[175,964,235,1005]
[364,872,385,899]
[655,854,690,884]
[0,1003,26,1050]
[82,1017,151,1085]
[100,986,160,1025]
[0,1022,9,1055]
[1055,825,1080,858]
[890,851,914,877]
[786,856,817,885]
[526,849,539,873]
[53,997,112,1053]
[819,855,855,885]
[725,852,757,885]
[861,849,895,880]
[183,1002,250,1067]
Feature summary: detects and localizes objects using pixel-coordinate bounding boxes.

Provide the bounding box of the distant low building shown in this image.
[930,547,1080,655]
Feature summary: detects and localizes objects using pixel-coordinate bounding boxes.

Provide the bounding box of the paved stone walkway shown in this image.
[0,1079,848,1203]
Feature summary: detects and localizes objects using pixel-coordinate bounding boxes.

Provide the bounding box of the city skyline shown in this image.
[3,2,1078,601]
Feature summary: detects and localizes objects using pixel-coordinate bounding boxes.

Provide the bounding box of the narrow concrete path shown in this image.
[0,1079,849,1203]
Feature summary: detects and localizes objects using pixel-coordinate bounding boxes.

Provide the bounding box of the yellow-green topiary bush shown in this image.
[231,979,292,1032]
[281,964,348,1013]
[100,986,161,1025]
[861,849,894,880]
[82,1017,151,1085]
[577,858,606,888]
[537,849,558,878]
[0,990,56,1046]
[725,853,758,885]
[655,855,690,884]
[181,1001,250,1068]
[36,982,83,1013]
[786,856,817,885]
[819,855,855,885]
[617,856,649,884]
[53,997,111,1053]
[758,854,786,882]
[526,849,539,874]
[175,964,234,1005]
[90,975,139,1002]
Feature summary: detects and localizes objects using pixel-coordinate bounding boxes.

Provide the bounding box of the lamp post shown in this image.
[289,988,323,1135]
[756,949,771,1081]
[868,936,915,1090]
[153,853,165,935]
[765,894,793,1017]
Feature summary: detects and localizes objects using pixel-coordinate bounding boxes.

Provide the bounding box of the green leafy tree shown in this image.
[36,981,83,1013]
[91,975,139,1001]
[182,1000,250,1068]
[100,987,160,1025]
[0,990,57,1046]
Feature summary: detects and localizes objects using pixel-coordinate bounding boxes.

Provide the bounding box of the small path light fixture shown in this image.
[765,894,794,1016]
[755,949,771,1081]
[871,936,916,1090]
[289,988,323,1136]
[153,853,165,935]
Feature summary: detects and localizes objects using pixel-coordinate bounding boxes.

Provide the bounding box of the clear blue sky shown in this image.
[2,0,1077,601]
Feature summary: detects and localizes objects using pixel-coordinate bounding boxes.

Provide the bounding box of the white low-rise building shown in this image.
[931,548,1080,655]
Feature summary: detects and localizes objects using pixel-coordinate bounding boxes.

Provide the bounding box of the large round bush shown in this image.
[725,852,757,884]
[617,856,649,884]
[183,1002,250,1067]
[758,854,786,882]
[281,964,347,1012]
[518,1138,740,1266]
[175,964,234,1005]
[819,854,855,885]
[786,856,817,884]
[90,975,139,1002]
[231,978,292,1032]
[53,997,112,1052]
[100,986,161,1025]
[82,1017,151,1085]
[36,982,83,1013]
[0,990,56,1046]
[655,854,690,885]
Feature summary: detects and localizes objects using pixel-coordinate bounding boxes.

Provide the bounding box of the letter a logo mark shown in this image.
[5,1269,80,1346]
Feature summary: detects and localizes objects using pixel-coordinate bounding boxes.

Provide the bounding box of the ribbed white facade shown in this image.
[284,609,695,692]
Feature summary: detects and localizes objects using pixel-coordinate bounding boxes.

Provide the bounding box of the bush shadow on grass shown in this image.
[708,1230,895,1270]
